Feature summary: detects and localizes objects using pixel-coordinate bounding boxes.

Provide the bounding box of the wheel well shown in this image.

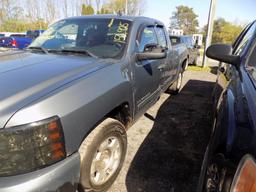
[106,102,132,129]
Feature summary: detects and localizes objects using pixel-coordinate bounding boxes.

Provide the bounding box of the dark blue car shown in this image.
[198,20,256,192]
[0,36,32,49]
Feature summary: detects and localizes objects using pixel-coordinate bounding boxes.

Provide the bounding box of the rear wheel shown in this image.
[183,59,189,71]
[167,70,183,95]
[193,56,199,66]
[79,118,127,192]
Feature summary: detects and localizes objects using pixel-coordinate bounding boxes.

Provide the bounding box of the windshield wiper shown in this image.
[27,46,48,54]
[50,49,98,58]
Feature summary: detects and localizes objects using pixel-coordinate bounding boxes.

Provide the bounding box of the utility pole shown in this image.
[202,0,217,67]
[125,0,128,15]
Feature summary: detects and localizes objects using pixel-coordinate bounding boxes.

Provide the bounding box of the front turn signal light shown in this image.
[231,154,256,192]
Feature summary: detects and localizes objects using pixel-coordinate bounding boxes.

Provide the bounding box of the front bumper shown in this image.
[0,153,80,192]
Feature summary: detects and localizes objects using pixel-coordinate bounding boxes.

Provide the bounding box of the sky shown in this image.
[143,0,255,29]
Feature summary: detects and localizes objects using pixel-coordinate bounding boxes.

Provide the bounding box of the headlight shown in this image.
[0,116,66,176]
[230,154,256,192]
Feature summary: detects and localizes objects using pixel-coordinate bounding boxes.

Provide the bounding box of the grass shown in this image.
[187,65,211,72]
[199,48,204,56]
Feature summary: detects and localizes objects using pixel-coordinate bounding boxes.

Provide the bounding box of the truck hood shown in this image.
[0,51,110,128]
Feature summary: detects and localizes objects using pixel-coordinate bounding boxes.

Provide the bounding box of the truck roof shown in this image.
[64,14,165,26]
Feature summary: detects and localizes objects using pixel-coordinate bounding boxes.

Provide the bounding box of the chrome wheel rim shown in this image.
[90,136,122,186]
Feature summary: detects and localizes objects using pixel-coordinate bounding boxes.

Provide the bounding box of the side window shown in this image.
[138,26,157,52]
[155,26,167,48]
[247,44,256,81]
[170,36,180,45]
[234,22,256,56]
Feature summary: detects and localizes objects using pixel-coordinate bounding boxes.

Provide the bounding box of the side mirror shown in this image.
[206,44,241,67]
[137,43,167,61]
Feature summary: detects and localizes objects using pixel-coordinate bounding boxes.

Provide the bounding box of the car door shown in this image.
[133,25,162,114]
[155,25,174,89]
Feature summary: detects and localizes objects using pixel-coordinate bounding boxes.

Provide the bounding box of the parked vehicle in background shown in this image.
[0,36,32,49]
[0,30,45,49]
[26,30,45,38]
[198,20,256,192]
[0,15,186,192]
[0,32,25,37]
[170,35,200,66]
[169,35,189,70]
[10,34,26,37]
[0,34,5,37]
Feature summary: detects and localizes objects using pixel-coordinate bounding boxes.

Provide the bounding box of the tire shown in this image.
[193,56,199,66]
[201,153,233,192]
[183,59,189,71]
[167,70,183,95]
[78,118,127,192]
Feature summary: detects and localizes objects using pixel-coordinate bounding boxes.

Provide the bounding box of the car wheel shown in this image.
[200,153,234,192]
[168,70,183,95]
[183,59,189,71]
[78,118,127,192]
[193,56,199,66]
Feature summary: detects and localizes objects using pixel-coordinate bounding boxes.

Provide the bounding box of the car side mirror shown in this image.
[137,43,167,61]
[206,44,241,68]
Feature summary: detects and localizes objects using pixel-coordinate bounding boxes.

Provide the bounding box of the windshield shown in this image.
[30,18,131,59]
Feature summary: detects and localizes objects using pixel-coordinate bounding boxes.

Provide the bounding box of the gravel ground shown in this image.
[109,69,217,192]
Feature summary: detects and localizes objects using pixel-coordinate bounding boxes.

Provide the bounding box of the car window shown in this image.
[58,24,78,40]
[138,26,157,52]
[247,43,256,81]
[155,26,167,48]
[170,36,180,45]
[234,22,256,56]
[30,18,131,59]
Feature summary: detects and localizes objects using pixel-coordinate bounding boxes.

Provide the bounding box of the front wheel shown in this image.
[167,70,183,95]
[78,118,127,192]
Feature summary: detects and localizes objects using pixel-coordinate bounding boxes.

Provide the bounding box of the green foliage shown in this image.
[0,19,48,32]
[81,4,95,15]
[203,18,243,44]
[170,5,199,35]
[97,7,113,14]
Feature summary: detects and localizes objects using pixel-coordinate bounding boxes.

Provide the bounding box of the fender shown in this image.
[226,89,236,154]
[4,63,134,156]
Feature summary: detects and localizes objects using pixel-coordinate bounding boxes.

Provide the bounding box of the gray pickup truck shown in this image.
[170,35,200,67]
[0,15,186,192]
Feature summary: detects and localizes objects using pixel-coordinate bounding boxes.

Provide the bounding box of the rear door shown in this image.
[133,25,162,113]
[155,26,175,89]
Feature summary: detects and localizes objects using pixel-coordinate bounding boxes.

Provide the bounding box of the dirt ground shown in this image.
[109,68,218,192]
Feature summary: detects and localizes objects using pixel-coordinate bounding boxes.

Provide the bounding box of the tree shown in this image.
[203,18,243,44]
[45,0,58,23]
[104,0,145,15]
[81,4,95,15]
[169,5,199,35]
[98,7,112,14]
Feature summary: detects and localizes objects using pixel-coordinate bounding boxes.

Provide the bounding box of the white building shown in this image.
[192,34,203,47]
[169,29,183,36]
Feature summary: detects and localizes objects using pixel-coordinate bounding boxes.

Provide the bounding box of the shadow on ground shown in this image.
[125,80,215,192]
